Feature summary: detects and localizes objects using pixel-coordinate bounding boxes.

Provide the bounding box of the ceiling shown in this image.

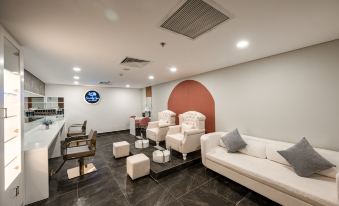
[1,0,339,88]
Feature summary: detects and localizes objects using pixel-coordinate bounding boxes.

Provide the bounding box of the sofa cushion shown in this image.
[181,123,193,134]
[266,141,339,179]
[266,142,292,166]
[315,148,339,179]
[220,134,267,159]
[206,146,338,206]
[159,119,167,125]
[239,138,267,159]
[278,137,335,177]
[221,129,247,153]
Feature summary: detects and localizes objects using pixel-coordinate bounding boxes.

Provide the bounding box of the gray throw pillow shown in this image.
[278,137,335,177]
[221,129,247,153]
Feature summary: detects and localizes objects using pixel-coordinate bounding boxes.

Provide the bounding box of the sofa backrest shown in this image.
[158,110,176,124]
[218,131,339,179]
[179,111,206,130]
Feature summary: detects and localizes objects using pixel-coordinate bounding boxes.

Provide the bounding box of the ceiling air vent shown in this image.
[98,81,112,85]
[161,0,229,39]
[120,57,150,68]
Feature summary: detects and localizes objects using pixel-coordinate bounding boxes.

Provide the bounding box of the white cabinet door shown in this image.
[0,28,24,206]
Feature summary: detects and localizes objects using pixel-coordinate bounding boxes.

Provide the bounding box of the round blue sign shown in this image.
[85,90,100,104]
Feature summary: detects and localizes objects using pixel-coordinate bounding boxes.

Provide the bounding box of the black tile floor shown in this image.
[29,131,280,206]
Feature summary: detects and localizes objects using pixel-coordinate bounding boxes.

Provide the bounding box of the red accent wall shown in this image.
[168,80,215,133]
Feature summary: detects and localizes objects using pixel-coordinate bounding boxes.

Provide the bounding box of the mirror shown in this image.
[24,97,64,123]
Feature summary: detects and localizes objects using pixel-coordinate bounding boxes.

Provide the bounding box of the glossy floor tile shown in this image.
[28,131,280,206]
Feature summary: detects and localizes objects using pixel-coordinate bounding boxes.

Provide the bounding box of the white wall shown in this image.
[45,85,143,133]
[151,40,339,151]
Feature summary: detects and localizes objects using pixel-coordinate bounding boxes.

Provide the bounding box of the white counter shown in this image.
[24,119,65,151]
[24,119,66,205]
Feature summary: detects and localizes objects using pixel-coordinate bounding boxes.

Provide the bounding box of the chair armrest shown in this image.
[68,125,83,133]
[167,125,181,135]
[65,134,88,142]
[184,129,205,136]
[67,139,90,148]
[201,132,226,166]
[181,130,205,154]
[147,121,159,129]
[159,122,172,128]
[70,124,83,126]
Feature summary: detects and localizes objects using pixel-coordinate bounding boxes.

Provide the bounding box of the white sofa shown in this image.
[146,110,176,146]
[201,132,339,206]
[166,111,206,160]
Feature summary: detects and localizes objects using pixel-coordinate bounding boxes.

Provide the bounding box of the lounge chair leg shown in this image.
[183,153,187,160]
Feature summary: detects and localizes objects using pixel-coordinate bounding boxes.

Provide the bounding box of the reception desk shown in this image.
[23,119,65,205]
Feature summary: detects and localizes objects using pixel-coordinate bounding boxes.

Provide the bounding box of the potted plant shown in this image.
[42,119,53,129]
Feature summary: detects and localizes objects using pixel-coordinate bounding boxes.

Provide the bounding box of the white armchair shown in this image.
[146,110,176,146]
[165,111,206,160]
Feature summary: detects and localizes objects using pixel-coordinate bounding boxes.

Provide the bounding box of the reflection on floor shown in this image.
[29,131,280,206]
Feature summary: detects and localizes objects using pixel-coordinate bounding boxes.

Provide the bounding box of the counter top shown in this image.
[24,120,65,151]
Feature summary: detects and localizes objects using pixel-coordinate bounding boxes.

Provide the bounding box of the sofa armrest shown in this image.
[337,173,339,202]
[147,121,159,129]
[167,125,181,135]
[201,132,226,166]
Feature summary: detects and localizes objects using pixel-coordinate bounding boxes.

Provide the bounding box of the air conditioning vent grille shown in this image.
[120,57,150,68]
[98,81,112,85]
[161,0,229,39]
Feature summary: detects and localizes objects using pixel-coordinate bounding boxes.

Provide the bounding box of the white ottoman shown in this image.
[135,139,149,148]
[152,150,170,163]
[126,153,150,180]
[113,141,130,158]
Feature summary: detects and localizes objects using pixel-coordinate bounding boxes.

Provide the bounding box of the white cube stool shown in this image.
[113,141,130,158]
[135,139,149,149]
[126,153,150,180]
[152,150,170,163]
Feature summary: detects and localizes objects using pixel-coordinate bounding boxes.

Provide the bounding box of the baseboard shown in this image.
[97,129,129,136]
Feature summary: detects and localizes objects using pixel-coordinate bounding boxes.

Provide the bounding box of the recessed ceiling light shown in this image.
[73,67,81,72]
[148,75,154,80]
[126,84,130,88]
[170,67,177,72]
[236,40,249,49]
[73,76,80,80]
[74,81,79,85]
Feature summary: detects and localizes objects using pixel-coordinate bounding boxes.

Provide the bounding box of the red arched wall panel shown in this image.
[168,80,215,133]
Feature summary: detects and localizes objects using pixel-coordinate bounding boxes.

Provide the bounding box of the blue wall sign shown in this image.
[85,90,100,104]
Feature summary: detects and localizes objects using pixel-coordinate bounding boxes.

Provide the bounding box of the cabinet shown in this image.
[0,26,24,206]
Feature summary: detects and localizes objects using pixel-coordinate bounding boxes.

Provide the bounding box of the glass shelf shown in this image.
[4,137,19,166]
[5,156,21,190]
[3,47,21,190]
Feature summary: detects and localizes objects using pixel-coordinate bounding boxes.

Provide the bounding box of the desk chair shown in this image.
[52,129,97,179]
[67,120,87,137]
